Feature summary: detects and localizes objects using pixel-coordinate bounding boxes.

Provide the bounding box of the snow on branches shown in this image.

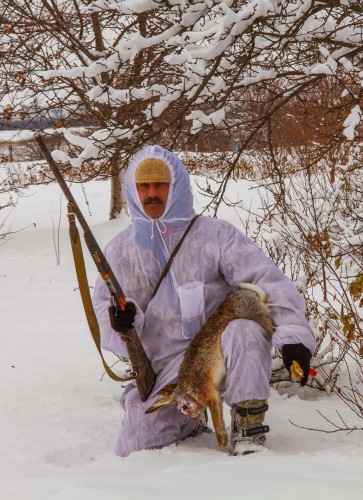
[2,0,359,162]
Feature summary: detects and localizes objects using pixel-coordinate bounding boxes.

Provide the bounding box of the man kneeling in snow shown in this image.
[92,146,315,457]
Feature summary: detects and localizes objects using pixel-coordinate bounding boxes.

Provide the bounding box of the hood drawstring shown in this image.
[150,219,167,240]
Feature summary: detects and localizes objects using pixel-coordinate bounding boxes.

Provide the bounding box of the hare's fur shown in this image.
[146,284,274,448]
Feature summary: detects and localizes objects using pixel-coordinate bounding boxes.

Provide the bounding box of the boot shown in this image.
[230,399,269,456]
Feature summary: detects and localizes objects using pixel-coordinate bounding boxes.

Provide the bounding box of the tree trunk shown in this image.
[109,153,127,219]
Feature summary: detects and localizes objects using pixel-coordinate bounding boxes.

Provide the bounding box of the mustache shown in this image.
[144,197,163,205]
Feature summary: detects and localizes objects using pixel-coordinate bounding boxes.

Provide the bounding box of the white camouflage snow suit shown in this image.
[92,145,316,457]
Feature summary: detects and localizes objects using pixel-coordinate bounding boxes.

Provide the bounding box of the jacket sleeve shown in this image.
[218,222,316,353]
[91,245,145,356]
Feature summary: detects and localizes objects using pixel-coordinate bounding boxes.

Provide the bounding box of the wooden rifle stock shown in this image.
[35,134,156,401]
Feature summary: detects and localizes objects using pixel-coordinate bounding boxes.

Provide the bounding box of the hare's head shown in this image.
[176,394,204,419]
[145,391,204,420]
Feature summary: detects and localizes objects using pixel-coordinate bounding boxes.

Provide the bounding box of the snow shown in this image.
[186,109,225,134]
[1,175,363,499]
[0,129,35,142]
[343,105,362,140]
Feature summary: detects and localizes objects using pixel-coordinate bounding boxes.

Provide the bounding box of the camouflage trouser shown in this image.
[115,319,272,457]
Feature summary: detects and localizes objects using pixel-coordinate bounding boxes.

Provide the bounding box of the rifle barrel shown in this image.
[35,133,126,305]
[35,134,90,234]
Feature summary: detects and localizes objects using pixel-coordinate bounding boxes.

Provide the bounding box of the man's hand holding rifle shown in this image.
[109,302,137,341]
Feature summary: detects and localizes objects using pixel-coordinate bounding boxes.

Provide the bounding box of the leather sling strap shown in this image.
[67,204,134,383]
[150,214,200,300]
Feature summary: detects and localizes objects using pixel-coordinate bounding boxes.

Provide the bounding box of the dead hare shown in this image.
[145,283,274,448]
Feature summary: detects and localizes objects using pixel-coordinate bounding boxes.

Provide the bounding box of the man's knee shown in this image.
[220,319,272,405]
[221,318,272,354]
[220,319,272,387]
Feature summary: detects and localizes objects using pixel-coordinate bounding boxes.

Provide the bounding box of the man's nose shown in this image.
[147,184,159,196]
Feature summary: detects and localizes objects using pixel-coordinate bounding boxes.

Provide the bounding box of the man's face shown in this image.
[136,182,170,219]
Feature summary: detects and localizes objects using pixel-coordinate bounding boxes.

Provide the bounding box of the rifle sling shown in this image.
[67,204,134,383]
[151,214,200,300]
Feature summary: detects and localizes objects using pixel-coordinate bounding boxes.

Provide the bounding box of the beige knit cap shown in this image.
[135,159,171,183]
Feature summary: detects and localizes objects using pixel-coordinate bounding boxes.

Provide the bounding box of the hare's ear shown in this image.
[145,395,176,414]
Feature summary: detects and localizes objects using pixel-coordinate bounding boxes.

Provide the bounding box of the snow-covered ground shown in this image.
[1,177,363,500]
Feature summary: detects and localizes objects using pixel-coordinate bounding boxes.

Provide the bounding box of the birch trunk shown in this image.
[109,153,127,219]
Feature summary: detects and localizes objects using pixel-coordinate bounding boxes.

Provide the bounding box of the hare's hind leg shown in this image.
[207,350,228,447]
[208,389,228,448]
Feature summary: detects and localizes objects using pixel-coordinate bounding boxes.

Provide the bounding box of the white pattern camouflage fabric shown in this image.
[92,145,316,457]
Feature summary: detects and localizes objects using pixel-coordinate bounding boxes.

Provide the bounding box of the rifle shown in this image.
[35,134,156,402]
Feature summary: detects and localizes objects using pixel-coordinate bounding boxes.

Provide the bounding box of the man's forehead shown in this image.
[135,159,171,184]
